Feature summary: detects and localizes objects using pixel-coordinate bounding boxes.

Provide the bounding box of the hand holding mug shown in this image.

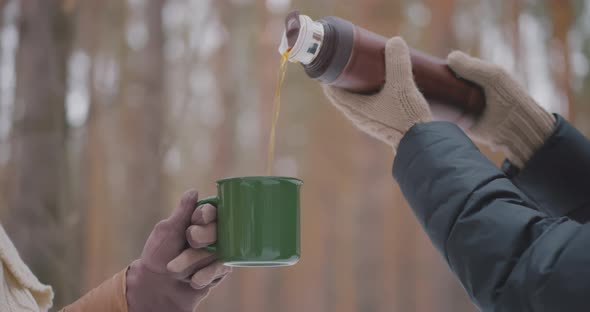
[127,176,302,312]
[126,190,231,312]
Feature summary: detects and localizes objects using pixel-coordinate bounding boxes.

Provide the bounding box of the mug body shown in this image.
[215,176,302,267]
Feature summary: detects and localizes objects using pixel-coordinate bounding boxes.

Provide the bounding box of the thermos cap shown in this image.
[278,13,324,65]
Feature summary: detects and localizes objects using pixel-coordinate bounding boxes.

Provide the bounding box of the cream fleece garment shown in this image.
[0,223,53,311]
[323,37,432,153]
[447,51,556,168]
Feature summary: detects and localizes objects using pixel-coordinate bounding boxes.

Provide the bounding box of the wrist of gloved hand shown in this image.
[447,51,556,168]
[484,97,555,169]
[323,37,432,153]
[60,268,127,312]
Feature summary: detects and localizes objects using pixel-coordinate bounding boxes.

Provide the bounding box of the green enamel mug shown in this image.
[198,176,303,267]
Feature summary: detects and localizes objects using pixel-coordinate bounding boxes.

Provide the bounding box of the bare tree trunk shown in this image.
[0,0,7,219]
[548,1,574,121]
[83,0,165,288]
[6,0,75,307]
[82,0,128,288]
[210,3,238,181]
[505,0,524,80]
[117,0,165,263]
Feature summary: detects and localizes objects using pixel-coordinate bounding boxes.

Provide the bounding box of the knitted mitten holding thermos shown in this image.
[447,52,556,168]
[323,37,432,153]
[324,37,555,167]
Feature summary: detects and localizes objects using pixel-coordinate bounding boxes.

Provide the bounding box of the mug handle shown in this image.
[195,196,219,253]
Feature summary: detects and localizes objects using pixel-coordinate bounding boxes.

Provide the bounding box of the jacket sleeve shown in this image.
[394,121,590,312]
[502,114,590,223]
[60,268,128,312]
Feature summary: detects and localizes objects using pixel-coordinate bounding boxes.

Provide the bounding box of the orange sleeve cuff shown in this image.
[61,267,128,312]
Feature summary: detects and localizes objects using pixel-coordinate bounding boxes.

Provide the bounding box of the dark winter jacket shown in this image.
[393,115,590,312]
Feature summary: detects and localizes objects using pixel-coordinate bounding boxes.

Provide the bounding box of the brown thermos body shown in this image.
[279,11,485,128]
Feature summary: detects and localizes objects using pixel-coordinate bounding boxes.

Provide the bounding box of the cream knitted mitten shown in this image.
[447,51,556,168]
[324,37,432,153]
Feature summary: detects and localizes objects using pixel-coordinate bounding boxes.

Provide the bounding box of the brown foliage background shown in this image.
[0,0,588,311]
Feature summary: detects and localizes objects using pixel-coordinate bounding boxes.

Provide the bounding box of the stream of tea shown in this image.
[266,49,291,176]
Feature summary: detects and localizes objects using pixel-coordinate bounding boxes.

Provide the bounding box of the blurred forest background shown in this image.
[0,0,588,311]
